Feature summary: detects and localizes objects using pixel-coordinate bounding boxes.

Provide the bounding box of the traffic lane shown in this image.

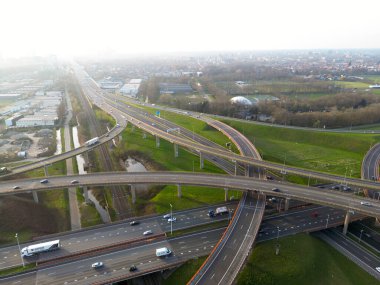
[320,229,380,278]
[0,204,236,269]
[196,195,260,284]
[35,229,224,285]
[349,221,380,251]
[257,207,361,241]
[216,195,265,284]
[4,173,380,217]
[0,271,37,285]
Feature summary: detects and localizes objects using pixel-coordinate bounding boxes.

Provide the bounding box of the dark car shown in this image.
[208,210,215,217]
[129,265,137,272]
[272,188,280,192]
[311,211,319,218]
[130,221,139,226]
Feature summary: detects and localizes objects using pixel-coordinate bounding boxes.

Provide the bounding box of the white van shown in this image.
[156,247,171,257]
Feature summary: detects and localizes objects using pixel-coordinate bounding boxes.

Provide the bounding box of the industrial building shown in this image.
[159,83,193,94]
[120,79,142,97]
[15,115,57,127]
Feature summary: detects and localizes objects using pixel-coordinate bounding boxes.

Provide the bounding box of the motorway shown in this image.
[0,204,237,270]
[191,193,265,284]
[1,204,373,284]
[2,75,380,192]
[316,228,380,279]
[0,228,225,285]
[2,172,380,217]
[1,66,379,284]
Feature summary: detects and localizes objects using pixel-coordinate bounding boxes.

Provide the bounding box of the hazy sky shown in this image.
[1,0,379,58]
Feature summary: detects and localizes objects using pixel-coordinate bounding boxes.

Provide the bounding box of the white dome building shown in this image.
[230,96,253,106]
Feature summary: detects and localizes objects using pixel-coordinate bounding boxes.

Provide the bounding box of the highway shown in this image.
[1,172,380,216]
[0,204,237,270]
[0,204,369,285]
[316,228,380,279]
[0,228,225,285]
[3,73,380,192]
[191,193,265,284]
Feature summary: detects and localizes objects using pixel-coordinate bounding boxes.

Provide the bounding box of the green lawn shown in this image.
[237,233,379,285]
[221,119,378,177]
[151,185,241,213]
[114,125,241,214]
[162,256,207,285]
[128,102,239,153]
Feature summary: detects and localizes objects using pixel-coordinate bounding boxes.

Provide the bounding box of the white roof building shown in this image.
[16,115,57,128]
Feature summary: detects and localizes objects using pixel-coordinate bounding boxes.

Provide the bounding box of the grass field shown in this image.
[162,256,207,285]
[115,124,241,214]
[236,233,379,285]
[129,102,239,153]
[221,119,378,177]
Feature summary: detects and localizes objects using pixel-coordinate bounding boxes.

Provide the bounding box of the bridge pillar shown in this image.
[224,188,228,202]
[174,144,179,158]
[44,165,48,177]
[156,136,160,148]
[83,186,90,203]
[131,185,136,204]
[200,152,204,169]
[234,161,237,176]
[131,125,135,132]
[343,210,352,235]
[143,132,147,139]
[245,165,249,177]
[177,184,182,198]
[284,198,290,211]
[32,191,39,203]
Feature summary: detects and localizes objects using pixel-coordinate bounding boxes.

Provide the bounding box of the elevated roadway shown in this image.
[2,172,380,217]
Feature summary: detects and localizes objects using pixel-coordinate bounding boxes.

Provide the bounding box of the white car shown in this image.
[376,267,380,273]
[163,214,171,219]
[92,262,103,268]
[168,217,177,222]
[361,201,371,206]
[143,230,153,235]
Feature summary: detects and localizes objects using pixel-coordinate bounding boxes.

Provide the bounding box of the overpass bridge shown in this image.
[2,172,380,217]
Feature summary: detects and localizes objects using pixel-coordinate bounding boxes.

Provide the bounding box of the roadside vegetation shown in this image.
[236,233,379,285]
[220,119,377,177]
[162,256,207,285]
[0,160,69,245]
[112,124,240,216]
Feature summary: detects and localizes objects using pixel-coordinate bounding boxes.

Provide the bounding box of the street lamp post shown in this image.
[325,214,330,229]
[15,233,25,268]
[170,203,173,235]
[359,229,364,243]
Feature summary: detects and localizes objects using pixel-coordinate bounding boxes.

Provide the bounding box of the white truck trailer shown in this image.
[21,240,61,257]
[156,247,172,257]
[215,206,229,215]
[85,137,99,147]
